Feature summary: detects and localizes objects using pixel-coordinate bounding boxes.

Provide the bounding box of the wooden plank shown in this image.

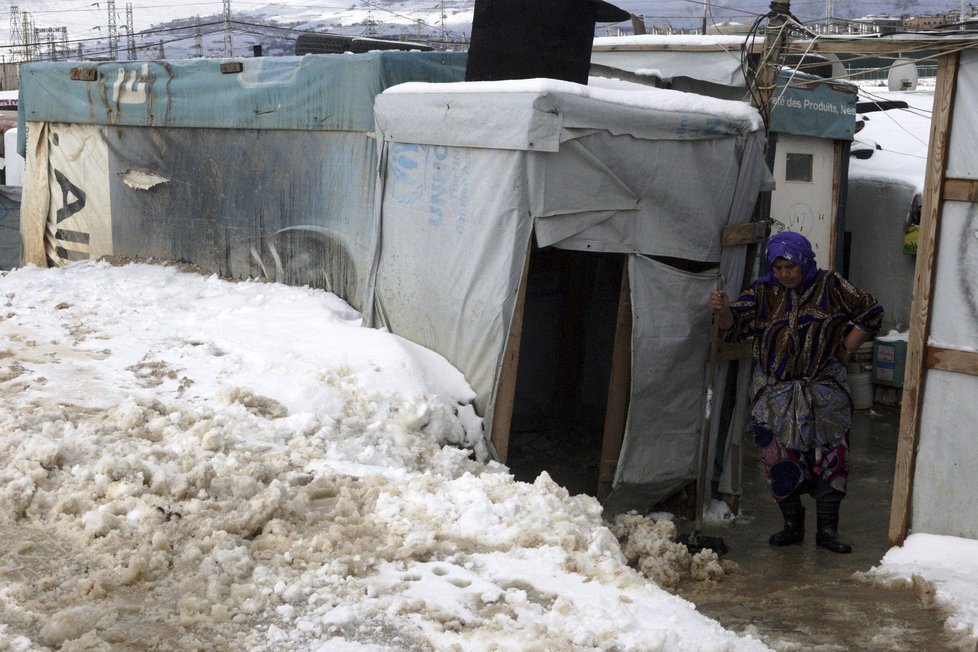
[489,236,532,464]
[785,36,978,56]
[943,178,978,203]
[888,52,959,548]
[598,262,632,501]
[926,345,978,377]
[722,222,767,246]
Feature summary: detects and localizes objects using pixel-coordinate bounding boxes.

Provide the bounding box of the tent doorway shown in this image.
[505,246,626,497]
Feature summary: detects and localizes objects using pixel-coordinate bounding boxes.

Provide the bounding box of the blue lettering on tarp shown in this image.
[389,143,426,205]
[452,149,472,235]
[428,145,449,228]
[389,142,472,231]
[676,118,688,138]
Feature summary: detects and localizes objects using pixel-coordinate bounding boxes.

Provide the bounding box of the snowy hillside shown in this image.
[2,0,971,61]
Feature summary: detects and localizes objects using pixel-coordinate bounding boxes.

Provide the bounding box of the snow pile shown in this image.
[0,261,768,651]
[865,533,978,646]
[612,514,735,589]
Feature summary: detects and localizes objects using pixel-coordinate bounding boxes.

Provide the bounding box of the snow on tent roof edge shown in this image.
[383,78,765,131]
[593,34,758,48]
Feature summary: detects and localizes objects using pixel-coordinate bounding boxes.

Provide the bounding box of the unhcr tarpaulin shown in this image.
[19,58,772,509]
[17,52,466,311]
[370,79,772,503]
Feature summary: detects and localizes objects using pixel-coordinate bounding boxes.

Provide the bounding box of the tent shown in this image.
[845,90,934,334]
[17,53,772,512]
[368,79,772,510]
[591,35,858,271]
[890,46,978,543]
[17,51,467,312]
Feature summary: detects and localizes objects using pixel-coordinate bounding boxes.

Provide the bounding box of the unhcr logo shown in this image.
[389,143,425,206]
[385,143,472,233]
[388,143,451,228]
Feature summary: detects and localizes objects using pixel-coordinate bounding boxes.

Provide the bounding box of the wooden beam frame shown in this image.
[785,35,978,56]
[926,345,978,376]
[722,222,767,247]
[943,178,978,203]
[598,263,632,500]
[489,235,532,464]
[888,52,960,548]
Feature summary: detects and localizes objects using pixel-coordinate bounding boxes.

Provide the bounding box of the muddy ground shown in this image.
[673,407,975,651]
[510,407,977,651]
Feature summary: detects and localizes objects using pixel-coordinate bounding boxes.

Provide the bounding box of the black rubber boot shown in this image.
[769,493,805,546]
[815,490,852,554]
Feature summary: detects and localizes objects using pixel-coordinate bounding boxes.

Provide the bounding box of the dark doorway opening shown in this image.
[505,246,625,497]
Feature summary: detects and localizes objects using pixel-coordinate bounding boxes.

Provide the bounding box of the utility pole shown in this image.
[126,3,136,60]
[107,0,118,60]
[755,0,791,131]
[9,6,22,59]
[223,0,232,57]
[362,10,377,36]
[193,17,203,58]
[439,0,447,48]
[21,10,31,61]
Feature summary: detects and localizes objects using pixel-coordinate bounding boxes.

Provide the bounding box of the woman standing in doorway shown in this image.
[709,231,883,553]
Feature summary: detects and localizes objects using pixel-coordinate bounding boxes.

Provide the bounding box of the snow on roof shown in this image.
[593,34,756,49]
[386,77,765,130]
[849,83,934,191]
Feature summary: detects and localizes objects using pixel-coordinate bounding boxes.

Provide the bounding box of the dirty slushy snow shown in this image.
[0,261,768,651]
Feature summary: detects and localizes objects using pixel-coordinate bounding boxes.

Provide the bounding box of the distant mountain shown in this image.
[2,0,970,62]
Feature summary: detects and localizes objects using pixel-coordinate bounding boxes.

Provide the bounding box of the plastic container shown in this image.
[853,341,874,365]
[849,371,874,410]
[873,338,908,387]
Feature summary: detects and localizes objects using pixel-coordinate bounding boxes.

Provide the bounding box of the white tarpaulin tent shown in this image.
[891,47,978,542]
[17,54,772,510]
[369,79,772,508]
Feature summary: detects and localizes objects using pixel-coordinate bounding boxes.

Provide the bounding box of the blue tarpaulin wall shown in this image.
[18,52,466,310]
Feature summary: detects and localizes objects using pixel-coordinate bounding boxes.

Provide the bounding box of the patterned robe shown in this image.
[725,269,883,499]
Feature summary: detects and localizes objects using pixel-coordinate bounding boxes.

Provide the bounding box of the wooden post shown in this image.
[489,235,532,464]
[754,0,791,124]
[598,262,631,500]
[888,51,959,548]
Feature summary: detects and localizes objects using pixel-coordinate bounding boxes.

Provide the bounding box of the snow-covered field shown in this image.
[0,261,767,651]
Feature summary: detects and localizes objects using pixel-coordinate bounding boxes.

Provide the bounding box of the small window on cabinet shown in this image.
[785,153,813,182]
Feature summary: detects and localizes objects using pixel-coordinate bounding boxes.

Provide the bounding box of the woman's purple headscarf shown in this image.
[760,231,820,288]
